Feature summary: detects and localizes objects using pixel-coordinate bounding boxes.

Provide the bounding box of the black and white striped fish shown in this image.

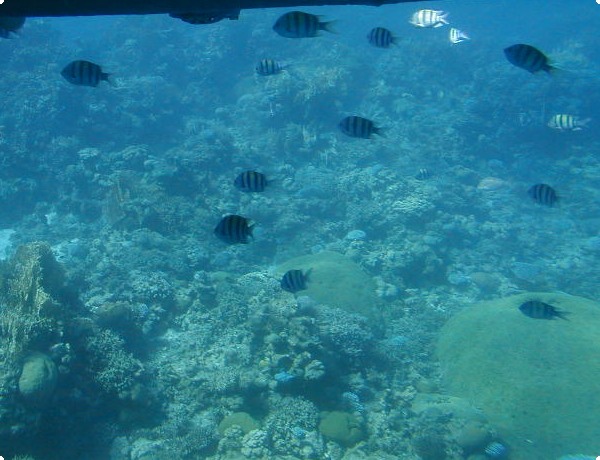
[367,27,397,48]
[256,59,284,76]
[410,10,449,28]
[415,168,432,180]
[504,44,555,74]
[61,60,112,87]
[519,300,568,320]
[280,269,311,293]
[339,116,382,139]
[0,16,25,39]
[547,114,590,131]
[234,171,268,192]
[449,28,470,44]
[273,11,335,38]
[214,215,255,244]
[528,183,558,207]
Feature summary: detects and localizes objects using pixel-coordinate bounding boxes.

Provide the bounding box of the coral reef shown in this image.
[0,6,599,460]
[437,292,600,459]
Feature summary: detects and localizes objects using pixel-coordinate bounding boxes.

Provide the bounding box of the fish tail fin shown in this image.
[556,310,570,320]
[248,221,256,239]
[304,268,313,282]
[320,20,338,35]
[579,117,592,128]
[373,126,386,138]
[103,73,117,87]
[440,12,450,24]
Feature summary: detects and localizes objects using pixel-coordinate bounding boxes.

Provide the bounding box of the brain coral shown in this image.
[276,251,380,320]
[18,352,58,404]
[437,292,600,460]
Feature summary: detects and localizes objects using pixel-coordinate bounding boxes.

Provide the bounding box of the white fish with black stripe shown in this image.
[449,28,470,44]
[367,27,398,48]
[338,116,383,139]
[547,114,591,131]
[280,268,311,293]
[256,59,286,76]
[410,9,449,28]
[61,60,114,87]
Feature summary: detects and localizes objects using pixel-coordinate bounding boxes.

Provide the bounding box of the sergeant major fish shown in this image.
[256,59,285,76]
[547,114,591,131]
[234,171,268,192]
[61,60,113,87]
[410,10,449,28]
[519,300,568,320]
[528,183,558,207]
[504,44,555,74]
[449,28,470,44]
[214,214,255,244]
[367,27,398,48]
[339,116,382,139]
[280,269,311,293]
[273,11,335,38]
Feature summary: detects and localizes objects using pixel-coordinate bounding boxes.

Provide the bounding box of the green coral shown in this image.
[84,329,142,397]
[0,242,67,365]
[319,411,364,447]
[276,251,380,320]
[437,292,600,460]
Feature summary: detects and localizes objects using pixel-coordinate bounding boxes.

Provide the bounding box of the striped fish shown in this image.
[367,27,397,48]
[410,10,449,28]
[339,116,382,139]
[280,269,311,293]
[547,114,590,131]
[528,183,558,207]
[61,60,112,87]
[234,171,268,192]
[256,59,283,76]
[214,215,255,244]
[504,44,555,74]
[273,11,335,38]
[519,300,568,320]
[0,16,25,39]
[415,168,431,180]
[449,28,470,44]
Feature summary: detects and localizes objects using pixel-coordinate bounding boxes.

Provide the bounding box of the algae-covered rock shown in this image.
[412,393,492,456]
[18,352,58,404]
[5,241,66,316]
[437,292,600,460]
[218,412,260,435]
[319,411,364,447]
[276,251,379,319]
[0,242,68,363]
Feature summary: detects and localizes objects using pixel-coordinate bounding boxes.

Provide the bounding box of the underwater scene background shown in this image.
[1,0,599,459]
